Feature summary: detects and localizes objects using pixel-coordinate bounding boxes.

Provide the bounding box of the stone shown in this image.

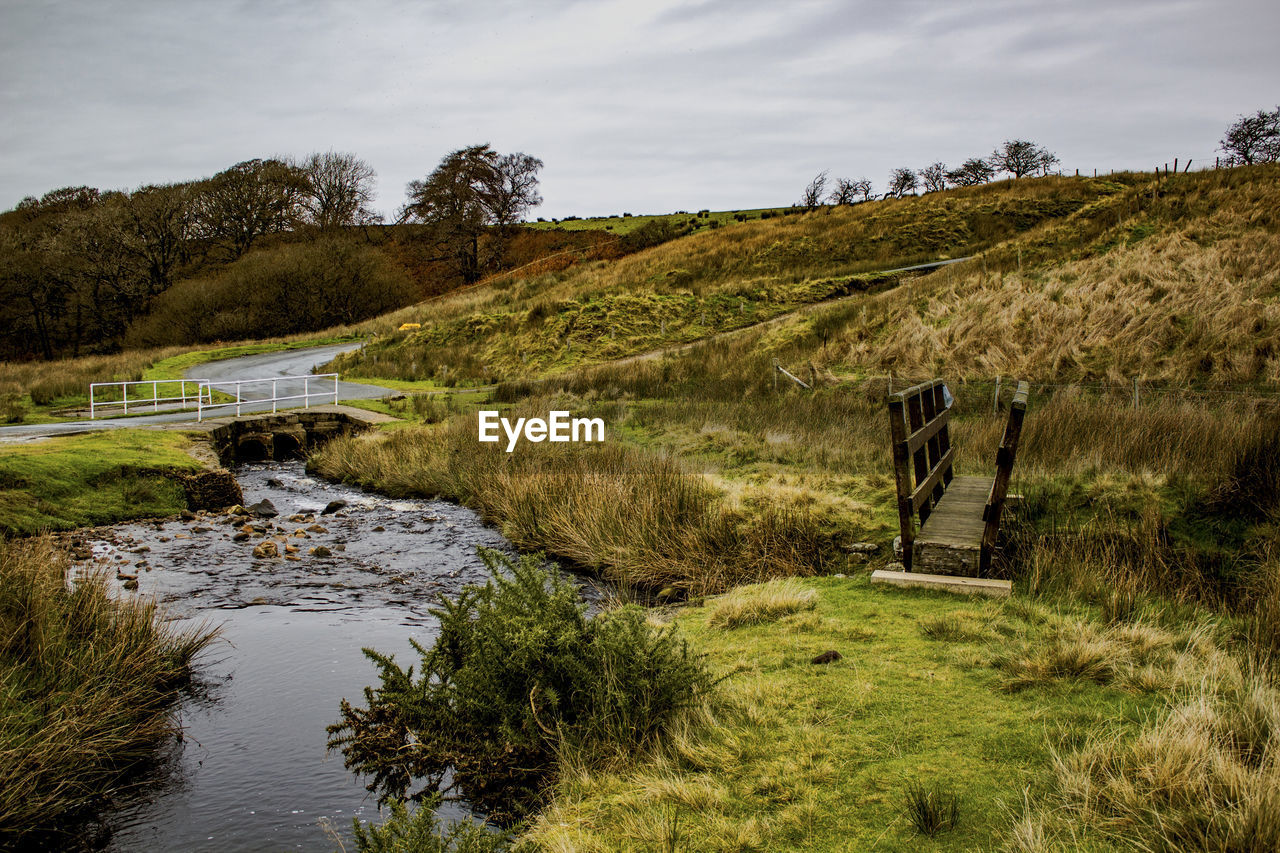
[180,510,197,521]
[372,525,385,532]
[307,525,328,534]
[233,531,250,542]
[267,478,284,488]
[310,546,332,558]
[122,578,139,591]
[248,499,278,518]
[322,499,348,515]
[252,541,279,559]
[180,470,244,511]
[191,526,212,534]
[293,529,309,538]
[284,544,299,554]
[811,650,842,665]
[846,542,878,554]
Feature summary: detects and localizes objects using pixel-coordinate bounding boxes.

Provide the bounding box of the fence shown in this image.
[195,374,339,420]
[89,379,208,419]
[88,374,340,421]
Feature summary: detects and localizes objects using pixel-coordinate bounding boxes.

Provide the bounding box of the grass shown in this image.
[707,578,818,629]
[332,175,1128,385]
[525,205,800,235]
[521,578,1170,852]
[0,430,201,535]
[0,536,218,844]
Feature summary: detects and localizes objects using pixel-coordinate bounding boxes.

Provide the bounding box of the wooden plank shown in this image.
[909,446,956,514]
[981,380,1029,575]
[917,476,988,546]
[905,408,950,455]
[888,378,943,403]
[870,569,1011,598]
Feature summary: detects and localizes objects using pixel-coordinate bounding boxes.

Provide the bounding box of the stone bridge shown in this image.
[189,406,393,465]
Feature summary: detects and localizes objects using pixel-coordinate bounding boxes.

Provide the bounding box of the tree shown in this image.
[886,167,918,198]
[399,144,544,283]
[853,177,874,201]
[829,178,857,205]
[990,140,1058,179]
[800,171,828,209]
[194,158,308,259]
[919,162,948,193]
[946,157,995,186]
[299,152,378,229]
[1220,107,1280,166]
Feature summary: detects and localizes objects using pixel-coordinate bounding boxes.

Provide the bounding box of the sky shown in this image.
[2,0,1277,221]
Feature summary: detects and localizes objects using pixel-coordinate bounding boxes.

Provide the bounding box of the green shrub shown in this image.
[905,779,961,836]
[346,797,509,853]
[327,548,714,823]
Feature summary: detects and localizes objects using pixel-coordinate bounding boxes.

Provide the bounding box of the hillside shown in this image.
[333,174,1136,384]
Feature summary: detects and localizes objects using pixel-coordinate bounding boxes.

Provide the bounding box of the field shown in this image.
[3,165,1279,850]
[304,165,1280,850]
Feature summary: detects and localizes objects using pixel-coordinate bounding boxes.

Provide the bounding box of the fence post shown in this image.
[236,381,241,417]
[333,375,339,406]
[1133,377,1139,409]
[124,386,128,416]
[272,379,278,414]
[90,386,96,420]
[993,375,1001,413]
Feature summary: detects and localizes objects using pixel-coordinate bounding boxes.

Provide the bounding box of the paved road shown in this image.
[0,342,395,441]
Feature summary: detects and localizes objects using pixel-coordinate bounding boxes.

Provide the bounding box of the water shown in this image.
[63,461,596,852]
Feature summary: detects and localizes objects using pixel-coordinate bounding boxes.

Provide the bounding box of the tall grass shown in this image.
[0,537,217,844]
[309,407,826,595]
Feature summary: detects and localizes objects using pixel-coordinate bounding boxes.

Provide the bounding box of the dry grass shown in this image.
[0,537,217,843]
[309,406,827,595]
[1034,664,1280,852]
[706,579,818,629]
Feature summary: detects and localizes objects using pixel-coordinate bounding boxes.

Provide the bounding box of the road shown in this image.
[0,342,395,441]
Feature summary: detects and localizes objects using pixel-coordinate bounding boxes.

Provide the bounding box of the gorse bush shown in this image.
[344,797,509,853]
[327,548,714,823]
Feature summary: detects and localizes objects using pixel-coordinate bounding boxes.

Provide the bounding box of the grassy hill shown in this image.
[333,174,1135,384]
[308,165,1280,850]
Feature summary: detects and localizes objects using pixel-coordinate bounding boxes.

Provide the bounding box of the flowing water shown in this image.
[62,460,597,852]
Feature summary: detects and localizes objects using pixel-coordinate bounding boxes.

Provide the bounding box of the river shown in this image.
[61,460,597,852]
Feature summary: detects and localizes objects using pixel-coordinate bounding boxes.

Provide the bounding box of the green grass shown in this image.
[0,430,201,535]
[525,205,799,235]
[526,578,1163,851]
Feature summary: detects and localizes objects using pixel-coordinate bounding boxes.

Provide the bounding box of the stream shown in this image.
[62,460,599,852]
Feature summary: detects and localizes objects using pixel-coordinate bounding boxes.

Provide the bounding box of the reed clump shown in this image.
[0,536,217,844]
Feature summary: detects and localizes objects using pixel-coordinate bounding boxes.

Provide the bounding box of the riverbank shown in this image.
[0,536,217,847]
[0,430,205,536]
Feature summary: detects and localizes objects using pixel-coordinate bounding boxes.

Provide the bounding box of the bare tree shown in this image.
[299,152,378,229]
[919,162,948,193]
[886,167,918,198]
[853,177,874,201]
[946,157,995,186]
[829,178,856,205]
[990,140,1058,179]
[800,171,828,210]
[1220,107,1280,166]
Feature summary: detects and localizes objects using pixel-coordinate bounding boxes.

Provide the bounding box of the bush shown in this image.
[327,548,714,823]
[345,797,509,853]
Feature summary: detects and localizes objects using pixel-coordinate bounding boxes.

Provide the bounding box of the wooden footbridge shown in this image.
[872,378,1029,597]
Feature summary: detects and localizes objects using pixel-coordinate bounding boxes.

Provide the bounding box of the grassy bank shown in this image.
[524,573,1275,852]
[0,430,201,535]
[0,536,217,845]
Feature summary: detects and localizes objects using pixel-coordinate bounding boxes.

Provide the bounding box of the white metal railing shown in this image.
[195,373,339,421]
[89,379,209,419]
[89,374,340,420]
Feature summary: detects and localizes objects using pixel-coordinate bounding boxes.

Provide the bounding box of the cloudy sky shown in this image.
[2,0,1277,220]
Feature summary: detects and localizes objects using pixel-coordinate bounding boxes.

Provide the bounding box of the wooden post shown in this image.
[888,394,915,571]
[1133,377,1139,409]
[1174,158,1178,173]
[993,375,1001,413]
[980,381,1029,576]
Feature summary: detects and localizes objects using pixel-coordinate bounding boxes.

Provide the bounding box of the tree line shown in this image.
[800,138,1059,209]
[0,145,546,360]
